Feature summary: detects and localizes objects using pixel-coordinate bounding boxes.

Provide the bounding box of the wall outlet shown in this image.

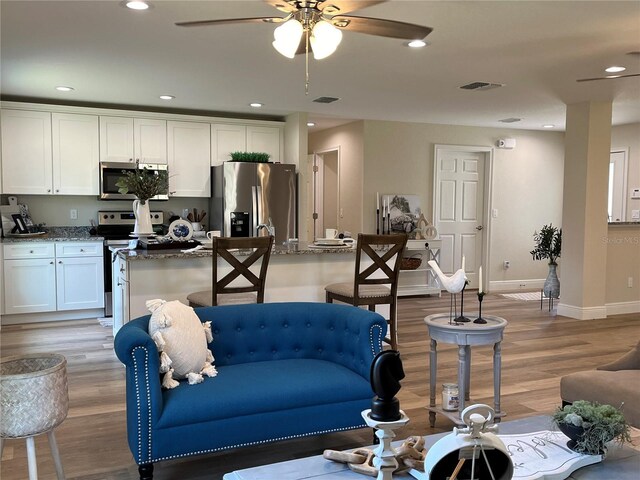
[629,277,634,288]
[492,208,498,218]
[632,210,640,220]
[70,209,78,220]
[503,260,510,269]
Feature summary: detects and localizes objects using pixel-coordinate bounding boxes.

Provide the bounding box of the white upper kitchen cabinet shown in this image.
[246,126,282,163]
[211,124,246,166]
[1,110,53,194]
[100,116,167,164]
[167,121,211,197]
[52,113,99,195]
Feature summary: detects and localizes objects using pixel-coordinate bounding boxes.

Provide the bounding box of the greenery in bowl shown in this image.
[115,165,168,203]
[229,151,271,163]
[552,400,631,455]
[530,223,562,265]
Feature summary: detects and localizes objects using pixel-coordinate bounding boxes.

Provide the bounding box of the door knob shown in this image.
[476,225,484,231]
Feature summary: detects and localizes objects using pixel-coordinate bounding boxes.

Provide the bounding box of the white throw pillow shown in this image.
[147,299,217,389]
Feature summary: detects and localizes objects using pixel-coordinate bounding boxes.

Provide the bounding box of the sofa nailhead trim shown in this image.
[369,324,383,356]
[132,346,152,464]
[149,424,366,463]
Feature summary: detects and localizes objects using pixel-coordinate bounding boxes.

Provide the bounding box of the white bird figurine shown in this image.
[428,260,468,294]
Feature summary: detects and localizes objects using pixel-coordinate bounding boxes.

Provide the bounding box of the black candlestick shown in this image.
[386,212,391,233]
[454,281,470,323]
[376,208,380,234]
[474,292,487,324]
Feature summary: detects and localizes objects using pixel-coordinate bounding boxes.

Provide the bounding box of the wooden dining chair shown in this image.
[325,233,408,349]
[187,236,274,307]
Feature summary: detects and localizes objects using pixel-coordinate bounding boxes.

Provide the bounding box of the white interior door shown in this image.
[433,147,487,288]
[608,150,627,222]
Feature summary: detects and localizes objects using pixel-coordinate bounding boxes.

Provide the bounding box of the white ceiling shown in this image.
[2,1,639,132]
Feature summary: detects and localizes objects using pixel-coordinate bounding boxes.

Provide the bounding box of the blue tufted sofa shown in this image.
[114,302,387,479]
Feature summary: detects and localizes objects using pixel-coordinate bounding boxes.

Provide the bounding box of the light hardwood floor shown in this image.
[1,293,639,479]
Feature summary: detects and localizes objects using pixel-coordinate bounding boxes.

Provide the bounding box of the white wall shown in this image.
[611,123,640,222]
[362,120,566,289]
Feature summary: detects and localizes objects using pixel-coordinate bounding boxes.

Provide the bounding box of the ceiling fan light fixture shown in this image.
[273,19,304,58]
[310,21,342,60]
[605,66,626,73]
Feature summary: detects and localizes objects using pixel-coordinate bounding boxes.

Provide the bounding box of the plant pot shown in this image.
[543,263,560,299]
[558,423,607,455]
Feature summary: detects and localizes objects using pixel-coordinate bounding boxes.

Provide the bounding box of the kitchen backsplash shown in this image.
[0,194,209,228]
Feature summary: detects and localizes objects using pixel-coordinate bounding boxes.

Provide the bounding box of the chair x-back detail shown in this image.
[187,236,274,307]
[325,234,408,349]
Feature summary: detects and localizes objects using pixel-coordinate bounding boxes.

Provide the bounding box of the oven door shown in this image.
[100,162,169,200]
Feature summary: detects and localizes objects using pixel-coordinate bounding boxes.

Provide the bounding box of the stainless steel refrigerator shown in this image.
[210,163,297,244]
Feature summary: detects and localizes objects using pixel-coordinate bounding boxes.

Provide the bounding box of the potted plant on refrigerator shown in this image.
[115,164,168,235]
[229,151,271,163]
[530,223,562,299]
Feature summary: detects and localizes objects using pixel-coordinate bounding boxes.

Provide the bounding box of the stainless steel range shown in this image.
[98,210,164,316]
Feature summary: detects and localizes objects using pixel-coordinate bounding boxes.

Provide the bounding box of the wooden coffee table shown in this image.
[223,415,639,479]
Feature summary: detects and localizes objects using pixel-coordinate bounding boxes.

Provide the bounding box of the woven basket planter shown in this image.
[400,253,422,270]
[1,353,68,439]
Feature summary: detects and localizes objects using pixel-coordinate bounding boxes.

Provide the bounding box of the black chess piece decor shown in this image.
[370,350,405,422]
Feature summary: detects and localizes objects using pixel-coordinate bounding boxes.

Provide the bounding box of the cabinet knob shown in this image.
[120,266,125,272]
[30,250,34,254]
[80,249,85,252]
[56,189,59,193]
[117,281,121,287]
[47,189,51,193]
[50,261,54,265]
[58,260,62,264]
[129,158,133,162]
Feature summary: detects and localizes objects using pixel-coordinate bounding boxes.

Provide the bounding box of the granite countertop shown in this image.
[1,226,103,243]
[117,241,360,261]
[608,222,640,226]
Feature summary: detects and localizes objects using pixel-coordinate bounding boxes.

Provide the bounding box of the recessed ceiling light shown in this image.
[307,122,316,127]
[125,1,149,10]
[250,102,263,108]
[159,95,175,100]
[542,124,555,129]
[55,86,74,92]
[605,66,626,73]
[406,40,427,48]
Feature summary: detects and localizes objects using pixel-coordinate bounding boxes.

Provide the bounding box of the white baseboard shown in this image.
[556,303,608,320]
[489,279,545,292]
[605,300,640,316]
[0,308,105,325]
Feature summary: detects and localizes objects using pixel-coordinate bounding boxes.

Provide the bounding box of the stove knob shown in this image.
[110,215,115,219]
[154,214,159,219]
[103,214,108,219]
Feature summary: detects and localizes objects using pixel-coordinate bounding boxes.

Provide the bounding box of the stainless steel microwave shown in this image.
[99,162,169,200]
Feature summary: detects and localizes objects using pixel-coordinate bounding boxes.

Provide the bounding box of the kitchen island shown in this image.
[112,239,441,335]
[113,242,367,334]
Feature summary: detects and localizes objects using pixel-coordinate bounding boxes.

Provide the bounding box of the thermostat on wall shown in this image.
[631,188,640,199]
[496,138,516,149]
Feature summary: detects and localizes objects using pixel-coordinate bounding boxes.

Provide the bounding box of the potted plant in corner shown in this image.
[553,400,631,455]
[115,164,168,235]
[530,224,562,299]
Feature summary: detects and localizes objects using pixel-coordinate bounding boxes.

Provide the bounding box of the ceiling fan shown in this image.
[576,73,640,82]
[175,1,433,92]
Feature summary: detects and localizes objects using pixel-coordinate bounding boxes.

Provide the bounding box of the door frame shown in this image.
[312,146,341,237]
[609,148,629,222]
[432,144,494,290]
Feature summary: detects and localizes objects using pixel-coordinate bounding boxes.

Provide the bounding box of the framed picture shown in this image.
[383,194,422,234]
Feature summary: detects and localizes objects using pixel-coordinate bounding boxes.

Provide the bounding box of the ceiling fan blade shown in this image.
[263,0,298,13]
[576,73,640,82]
[175,17,285,28]
[318,1,387,15]
[331,15,433,39]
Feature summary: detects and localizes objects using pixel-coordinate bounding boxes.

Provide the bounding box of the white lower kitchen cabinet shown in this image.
[397,239,442,297]
[2,241,104,319]
[3,258,57,314]
[56,256,104,310]
[112,254,129,336]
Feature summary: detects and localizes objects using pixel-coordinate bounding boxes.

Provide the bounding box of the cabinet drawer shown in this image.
[3,243,55,259]
[406,239,441,250]
[55,242,103,258]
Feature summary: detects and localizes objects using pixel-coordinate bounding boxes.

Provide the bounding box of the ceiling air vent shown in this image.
[499,117,521,123]
[459,82,504,91]
[313,96,340,104]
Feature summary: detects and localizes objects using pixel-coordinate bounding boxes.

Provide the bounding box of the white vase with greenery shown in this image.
[115,165,168,236]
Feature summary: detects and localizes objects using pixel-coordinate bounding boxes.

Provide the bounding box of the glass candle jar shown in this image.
[442,383,459,411]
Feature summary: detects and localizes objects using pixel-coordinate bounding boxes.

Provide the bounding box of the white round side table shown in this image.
[1,353,69,480]
[424,313,508,427]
